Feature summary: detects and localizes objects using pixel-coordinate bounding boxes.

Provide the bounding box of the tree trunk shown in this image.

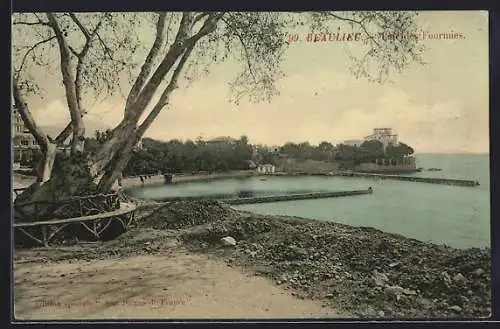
[97,132,139,192]
[38,143,57,183]
[89,119,138,181]
[46,13,86,155]
[95,38,197,192]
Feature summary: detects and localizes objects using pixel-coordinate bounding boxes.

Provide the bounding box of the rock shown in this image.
[453,273,467,285]
[418,298,432,307]
[402,288,417,295]
[288,245,308,260]
[448,305,462,313]
[372,270,389,286]
[458,295,469,305]
[174,203,491,319]
[385,285,404,297]
[221,236,237,247]
[440,271,452,287]
[472,268,485,276]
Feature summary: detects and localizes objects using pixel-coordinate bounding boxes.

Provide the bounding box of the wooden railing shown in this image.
[14,193,120,223]
[13,192,136,248]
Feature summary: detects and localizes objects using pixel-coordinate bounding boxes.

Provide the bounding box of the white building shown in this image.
[364,128,398,149]
[257,164,276,174]
[342,139,364,147]
[12,108,39,164]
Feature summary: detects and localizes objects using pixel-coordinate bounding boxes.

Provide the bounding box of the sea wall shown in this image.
[130,189,373,204]
[121,170,255,189]
[336,172,480,187]
[354,162,419,174]
[276,159,341,174]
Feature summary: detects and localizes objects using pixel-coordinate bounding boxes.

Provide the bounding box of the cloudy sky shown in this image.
[15,11,489,153]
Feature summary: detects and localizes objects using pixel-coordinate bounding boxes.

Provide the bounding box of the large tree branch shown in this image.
[69,14,104,111]
[12,79,50,151]
[68,13,92,39]
[46,13,85,154]
[125,12,168,113]
[13,14,51,27]
[127,12,223,122]
[123,12,196,121]
[186,12,225,43]
[13,13,52,28]
[15,36,56,79]
[69,13,103,58]
[54,14,103,145]
[13,78,58,183]
[54,122,73,145]
[91,12,224,179]
[96,45,195,192]
[13,21,51,27]
[137,42,195,137]
[193,12,210,25]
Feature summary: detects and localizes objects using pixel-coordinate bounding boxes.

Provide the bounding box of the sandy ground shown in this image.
[12,174,36,201]
[14,249,347,320]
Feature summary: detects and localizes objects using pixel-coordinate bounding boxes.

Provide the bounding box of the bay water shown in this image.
[129,154,490,249]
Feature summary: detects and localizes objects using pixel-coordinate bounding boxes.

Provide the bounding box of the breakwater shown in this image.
[224,189,373,205]
[334,172,480,187]
[138,189,373,204]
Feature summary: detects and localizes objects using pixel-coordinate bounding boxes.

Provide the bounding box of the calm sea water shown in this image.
[129,154,490,249]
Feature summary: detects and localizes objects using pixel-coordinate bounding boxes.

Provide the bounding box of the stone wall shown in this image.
[355,157,417,173]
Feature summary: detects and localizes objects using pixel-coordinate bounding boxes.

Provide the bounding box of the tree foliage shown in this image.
[335,140,415,165]
[12,11,425,197]
[111,135,253,176]
[386,142,415,158]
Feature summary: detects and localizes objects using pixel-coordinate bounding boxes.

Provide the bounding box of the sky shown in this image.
[13,11,489,154]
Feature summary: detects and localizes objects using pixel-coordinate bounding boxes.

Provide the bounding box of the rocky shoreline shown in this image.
[152,201,491,319]
[15,200,491,319]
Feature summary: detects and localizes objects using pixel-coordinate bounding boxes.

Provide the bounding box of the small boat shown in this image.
[427,168,442,172]
[260,178,267,181]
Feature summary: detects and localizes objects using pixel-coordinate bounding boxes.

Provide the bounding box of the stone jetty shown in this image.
[141,189,373,205]
[335,172,480,187]
[224,189,373,205]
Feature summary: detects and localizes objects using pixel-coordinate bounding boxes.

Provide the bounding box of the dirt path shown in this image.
[14,250,348,320]
[12,173,36,189]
